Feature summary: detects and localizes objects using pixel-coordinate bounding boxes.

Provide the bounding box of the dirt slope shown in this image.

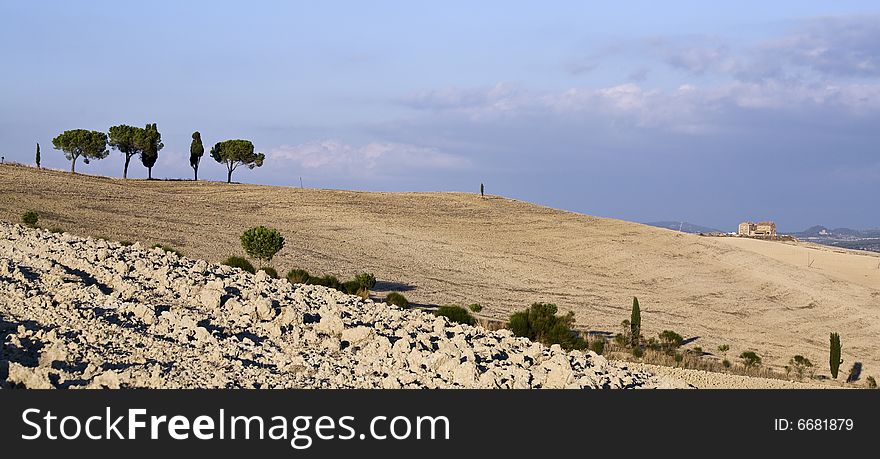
[2,164,878,377]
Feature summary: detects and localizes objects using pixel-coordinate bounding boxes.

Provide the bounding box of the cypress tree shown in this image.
[190,131,204,180]
[35,143,41,168]
[830,332,842,379]
[630,297,641,346]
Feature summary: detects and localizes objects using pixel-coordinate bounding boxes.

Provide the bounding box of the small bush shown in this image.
[222,256,255,274]
[286,268,310,284]
[152,244,182,256]
[48,227,64,234]
[468,303,483,313]
[354,272,376,289]
[722,359,731,368]
[21,211,39,227]
[786,355,814,379]
[740,351,762,367]
[355,286,370,300]
[385,292,409,308]
[589,337,605,355]
[308,275,343,291]
[658,330,684,349]
[342,280,362,295]
[507,303,586,350]
[240,226,285,266]
[119,240,134,246]
[434,305,476,326]
[717,344,730,353]
[867,376,878,389]
[632,347,644,358]
[259,266,279,278]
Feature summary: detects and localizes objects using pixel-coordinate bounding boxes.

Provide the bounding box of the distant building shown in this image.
[738,221,777,237]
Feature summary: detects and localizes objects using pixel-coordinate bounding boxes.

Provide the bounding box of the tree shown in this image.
[210,139,265,183]
[480,183,484,197]
[740,351,762,367]
[138,123,163,179]
[190,131,205,180]
[830,332,843,379]
[108,124,144,179]
[630,297,641,346]
[508,302,586,350]
[51,129,109,173]
[240,226,285,267]
[35,143,40,168]
[786,355,813,379]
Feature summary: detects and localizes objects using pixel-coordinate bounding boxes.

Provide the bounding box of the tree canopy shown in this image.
[138,123,163,179]
[210,139,265,183]
[51,129,109,173]
[190,131,205,180]
[108,124,144,179]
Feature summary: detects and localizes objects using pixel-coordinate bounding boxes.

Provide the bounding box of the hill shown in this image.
[2,164,879,378]
[644,221,724,234]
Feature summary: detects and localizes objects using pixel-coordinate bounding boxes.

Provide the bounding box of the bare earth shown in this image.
[2,164,878,385]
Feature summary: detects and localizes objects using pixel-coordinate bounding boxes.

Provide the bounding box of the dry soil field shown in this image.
[2,164,879,383]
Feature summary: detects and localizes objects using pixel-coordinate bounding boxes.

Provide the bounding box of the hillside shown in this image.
[2,164,879,378]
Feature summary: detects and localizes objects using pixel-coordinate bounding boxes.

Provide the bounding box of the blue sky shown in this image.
[1,1,878,230]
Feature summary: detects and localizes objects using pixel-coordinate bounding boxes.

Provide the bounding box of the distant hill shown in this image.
[644,221,724,234]
[791,225,880,253]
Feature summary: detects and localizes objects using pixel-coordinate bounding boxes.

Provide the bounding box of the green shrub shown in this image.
[507,302,586,350]
[658,330,684,349]
[222,256,255,274]
[342,280,363,295]
[286,268,310,284]
[354,272,376,289]
[717,344,730,353]
[308,275,343,291]
[119,240,134,246]
[786,355,813,379]
[434,305,476,325]
[240,226,284,266]
[467,303,483,313]
[740,351,762,367]
[48,227,64,234]
[259,266,279,278]
[385,292,409,308]
[867,376,878,389]
[632,347,644,358]
[21,211,39,227]
[722,359,731,368]
[152,244,182,256]
[589,337,605,355]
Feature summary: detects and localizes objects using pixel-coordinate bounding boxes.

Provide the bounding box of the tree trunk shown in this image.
[227,168,233,183]
[71,156,77,173]
[193,165,198,181]
[148,167,153,180]
[123,155,131,179]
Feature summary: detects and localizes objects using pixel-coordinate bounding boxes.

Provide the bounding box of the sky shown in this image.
[1,1,878,231]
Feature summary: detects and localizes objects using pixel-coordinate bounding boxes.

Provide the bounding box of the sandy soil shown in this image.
[2,164,878,382]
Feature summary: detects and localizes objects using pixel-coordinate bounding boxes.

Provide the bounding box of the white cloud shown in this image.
[268,140,470,176]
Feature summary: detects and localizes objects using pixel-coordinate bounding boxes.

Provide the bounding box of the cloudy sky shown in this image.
[1,1,878,230]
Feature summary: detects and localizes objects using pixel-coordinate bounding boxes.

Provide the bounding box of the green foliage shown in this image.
[138,123,163,179]
[830,332,843,379]
[631,347,644,358]
[354,272,376,289]
[259,266,279,278]
[35,143,41,168]
[119,240,134,246]
[342,280,363,295]
[589,337,605,355]
[210,139,265,183]
[222,256,255,274]
[867,376,877,389]
[786,355,814,379]
[21,211,38,227]
[151,244,182,257]
[434,305,476,326]
[467,303,483,313]
[722,359,731,368]
[52,129,109,172]
[740,351,762,367]
[308,274,343,291]
[190,131,205,180]
[48,227,64,234]
[240,226,285,265]
[717,344,730,354]
[658,330,684,349]
[286,268,310,284]
[385,292,409,308]
[507,302,586,350]
[108,124,144,178]
[630,297,641,346]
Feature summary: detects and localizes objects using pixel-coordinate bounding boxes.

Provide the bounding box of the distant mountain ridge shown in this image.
[789,226,880,253]
[644,221,724,234]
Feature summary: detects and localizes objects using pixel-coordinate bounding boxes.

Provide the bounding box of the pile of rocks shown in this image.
[0,223,686,389]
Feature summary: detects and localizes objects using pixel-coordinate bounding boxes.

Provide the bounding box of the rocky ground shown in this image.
[0,223,687,389]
